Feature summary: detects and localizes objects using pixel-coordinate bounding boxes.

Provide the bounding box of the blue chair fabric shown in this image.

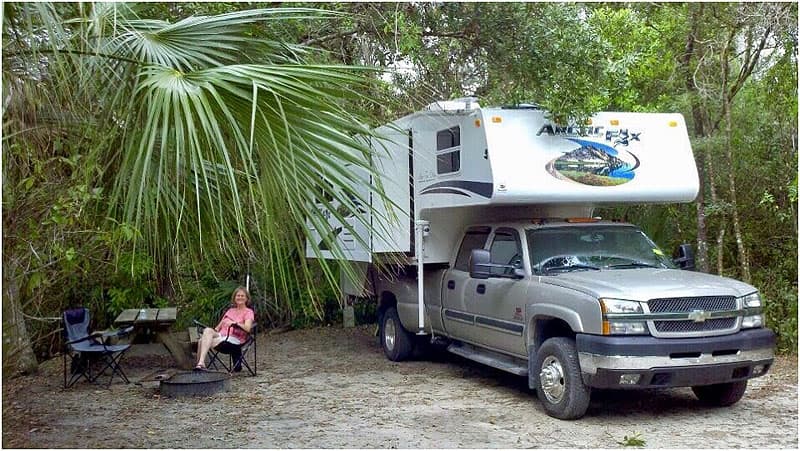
[62,308,133,388]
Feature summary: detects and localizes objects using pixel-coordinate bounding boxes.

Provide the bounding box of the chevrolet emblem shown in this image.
[688,310,711,323]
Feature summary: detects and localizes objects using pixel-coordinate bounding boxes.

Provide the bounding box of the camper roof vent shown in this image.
[426,97,480,112]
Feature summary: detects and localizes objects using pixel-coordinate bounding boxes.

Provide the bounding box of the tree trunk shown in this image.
[695,175,710,273]
[720,28,752,283]
[706,126,722,275]
[716,227,726,275]
[724,97,751,282]
[684,3,710,272]
[2,260,39,377]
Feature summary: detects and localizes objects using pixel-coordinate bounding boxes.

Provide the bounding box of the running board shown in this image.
[447,342,528,376]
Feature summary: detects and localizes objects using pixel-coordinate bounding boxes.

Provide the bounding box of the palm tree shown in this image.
[3,3,386,373]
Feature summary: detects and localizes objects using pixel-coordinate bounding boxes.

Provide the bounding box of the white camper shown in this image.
[306,99,774,420]
[307,97,698,267]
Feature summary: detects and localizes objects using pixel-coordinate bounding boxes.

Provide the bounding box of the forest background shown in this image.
[3,2,797,376]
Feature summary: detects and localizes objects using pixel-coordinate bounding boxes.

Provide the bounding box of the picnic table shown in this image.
[114,307,191,369]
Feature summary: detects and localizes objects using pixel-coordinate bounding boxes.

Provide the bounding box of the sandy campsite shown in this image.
[2,324,797,448]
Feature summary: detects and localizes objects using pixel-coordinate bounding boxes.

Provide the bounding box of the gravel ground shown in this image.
[2,324,797,448]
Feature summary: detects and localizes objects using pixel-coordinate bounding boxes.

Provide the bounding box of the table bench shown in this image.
[114,308,192,369]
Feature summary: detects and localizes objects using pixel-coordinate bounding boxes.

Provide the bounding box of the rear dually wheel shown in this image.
[380,306,414,361]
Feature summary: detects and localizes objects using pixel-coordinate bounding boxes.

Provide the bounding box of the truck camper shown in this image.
[306,98,775,420]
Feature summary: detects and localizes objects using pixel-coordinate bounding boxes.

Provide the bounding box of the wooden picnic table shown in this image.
[114,307,177,326]
[114,307,191,369]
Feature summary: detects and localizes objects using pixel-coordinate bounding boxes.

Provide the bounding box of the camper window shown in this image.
[437,151,461,174]
[436,126,460,150]
[436,126,461,175]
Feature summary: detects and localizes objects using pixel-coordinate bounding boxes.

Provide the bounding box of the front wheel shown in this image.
[534,337,591,420]
[692,381,748,406]
[380,307,414,361]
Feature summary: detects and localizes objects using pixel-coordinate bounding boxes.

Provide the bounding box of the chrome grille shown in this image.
[648,296,739,336]
[654,318,737,333]
[648,296,736,313]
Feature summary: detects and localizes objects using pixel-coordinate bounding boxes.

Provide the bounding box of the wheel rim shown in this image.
[384,317,396,352]
[539,355,566,404]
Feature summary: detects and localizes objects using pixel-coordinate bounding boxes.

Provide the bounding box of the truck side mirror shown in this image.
[673,243,696,271]
[469,249,492,279]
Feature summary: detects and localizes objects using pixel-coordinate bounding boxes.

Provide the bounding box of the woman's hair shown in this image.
[230,286,251,307]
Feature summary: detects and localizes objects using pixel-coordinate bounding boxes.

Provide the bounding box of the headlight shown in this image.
[600,298,648,335]
[741,292,761,308]
[740,292,764,329]
[600,298,644,314]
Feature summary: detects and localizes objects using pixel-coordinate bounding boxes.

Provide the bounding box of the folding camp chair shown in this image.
[62,308,134,388]
[193,315,257,376]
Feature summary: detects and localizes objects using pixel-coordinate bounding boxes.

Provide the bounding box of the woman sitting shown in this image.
[195,286,254,370]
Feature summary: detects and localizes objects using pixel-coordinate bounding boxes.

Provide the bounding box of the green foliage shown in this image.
[353,296,378,325]
[176,278,241,329]
[760,279,798,354]
[590,5,682,112]
[106,251,163,317]
[617,432,646,447]
[3,3,396,365]
[2,2,796,365]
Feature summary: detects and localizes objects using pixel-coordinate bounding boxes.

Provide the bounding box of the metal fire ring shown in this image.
[160,370,231,397]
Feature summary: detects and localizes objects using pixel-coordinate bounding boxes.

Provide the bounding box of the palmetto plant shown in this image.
[3,2,387,334]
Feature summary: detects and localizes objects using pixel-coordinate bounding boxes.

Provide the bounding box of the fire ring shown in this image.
[160,370,231,397]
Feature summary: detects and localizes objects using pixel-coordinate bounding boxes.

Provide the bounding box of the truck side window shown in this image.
[489,229,522,276]
[454,227,490,271]
[436,126,461,174]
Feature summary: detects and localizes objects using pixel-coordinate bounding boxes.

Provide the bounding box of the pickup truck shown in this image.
[374,218,776,420]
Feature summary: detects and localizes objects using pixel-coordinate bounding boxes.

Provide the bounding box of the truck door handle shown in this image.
[447,280,455,290]
[476,284,486,294]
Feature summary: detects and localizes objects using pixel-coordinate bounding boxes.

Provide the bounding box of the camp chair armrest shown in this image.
[230,322,256,336]
[65,332,102,345]
[103,326,134,338]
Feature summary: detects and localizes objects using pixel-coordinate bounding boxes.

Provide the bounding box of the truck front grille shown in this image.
[649,296,737,313]
[648,296,739,336]
[654,318,737,333]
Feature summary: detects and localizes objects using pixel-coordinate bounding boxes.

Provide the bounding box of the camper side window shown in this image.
[436,126,461,174]
[454,227,491,271]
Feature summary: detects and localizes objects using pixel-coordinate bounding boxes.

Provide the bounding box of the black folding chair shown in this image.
[193,316,257,376]
[62,308,133,388]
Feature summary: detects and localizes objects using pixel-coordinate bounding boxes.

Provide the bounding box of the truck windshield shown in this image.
[526,226,676,274]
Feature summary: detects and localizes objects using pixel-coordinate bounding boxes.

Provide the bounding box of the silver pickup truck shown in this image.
[374,218,776,420]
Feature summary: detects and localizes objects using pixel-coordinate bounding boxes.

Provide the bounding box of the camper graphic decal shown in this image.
[546,136,641,187]
[420,181,493,199]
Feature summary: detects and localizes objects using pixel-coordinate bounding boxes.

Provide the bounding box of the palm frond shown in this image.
[4,4,392,322]
[103,7,344,70]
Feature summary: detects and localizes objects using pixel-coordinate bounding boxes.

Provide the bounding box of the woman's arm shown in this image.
[215,311,234,332]
[238,318,253,333]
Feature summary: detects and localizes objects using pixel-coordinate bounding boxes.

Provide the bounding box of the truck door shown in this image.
[441,226,491,339]
[463,228,528,357]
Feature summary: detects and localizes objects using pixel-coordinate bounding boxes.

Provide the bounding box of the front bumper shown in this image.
[576,328,775,389]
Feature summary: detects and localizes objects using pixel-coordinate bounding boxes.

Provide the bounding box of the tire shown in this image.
[534,337,591,420]
[692,380,748,406]
[380,307,414,361]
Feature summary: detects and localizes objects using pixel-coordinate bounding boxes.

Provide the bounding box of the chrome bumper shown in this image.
[579,347,774,374]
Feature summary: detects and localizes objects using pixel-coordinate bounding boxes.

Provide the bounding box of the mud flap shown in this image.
[528,346,538,390]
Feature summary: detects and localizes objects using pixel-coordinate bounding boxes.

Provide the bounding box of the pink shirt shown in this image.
[216,307,255,343]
